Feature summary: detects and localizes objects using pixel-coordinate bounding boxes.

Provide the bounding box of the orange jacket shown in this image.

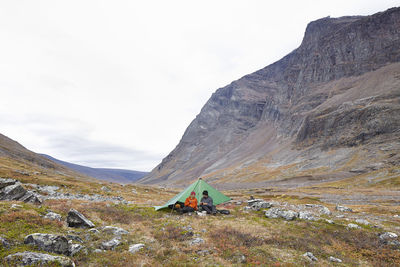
[184,197,198,210]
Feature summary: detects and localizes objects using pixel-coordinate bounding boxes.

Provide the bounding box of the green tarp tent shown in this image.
[154,178,231,210]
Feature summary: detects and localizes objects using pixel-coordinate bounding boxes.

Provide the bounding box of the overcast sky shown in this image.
[0,0,398,171]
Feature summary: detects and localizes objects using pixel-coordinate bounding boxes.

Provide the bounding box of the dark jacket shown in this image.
[200,196,213,207]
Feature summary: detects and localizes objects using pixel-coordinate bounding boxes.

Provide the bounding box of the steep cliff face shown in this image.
[140,7,400,187]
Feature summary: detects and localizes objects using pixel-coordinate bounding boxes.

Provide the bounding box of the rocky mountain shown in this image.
[140,7,400,187]
[42,154,147,184]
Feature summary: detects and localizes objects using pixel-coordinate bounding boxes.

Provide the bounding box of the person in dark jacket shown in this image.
[200,190,215,214]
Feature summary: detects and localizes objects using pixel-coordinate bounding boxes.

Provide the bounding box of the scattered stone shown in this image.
[93,249,105,253]
[379,232,398,240]
[299,211,317,221]
[232,254,246,264]
[101,186,111,192]
[355,219,370,225]
[5,252,75,267]
[102,226,129,236]
[66,235,83,243]
[197,211,207,216]
[320,206,332,215]
[189,238,204,245]
[329,256,343,263]
[247,199,272,210]
[101,238,121,250]
[196,249,210,256]
[129,243,145,254]
[131,188,137,194]
[336,215,345,218]
[234,201,242,205]
[19,191,42,204]
[325,219,334,224]
[347,223,361,229]
[88,228,100,234]
[0,236,10,248]
[67,209,95,228]
[303,252,318,261]
[69,243,84,256]
[336,205,353,212]
[24,233,70,255]
[265,208,298,220]
[44,211,62,221]
[11,204,23,209]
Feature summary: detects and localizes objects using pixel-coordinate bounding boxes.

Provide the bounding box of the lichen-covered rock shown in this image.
[303,252,318,261]
[329,256,342,263]
[67,209,95,228]
[265,208,298,220]
[336,205,353,212]
[69,243,85,256]
[355,219,370,225]
[379,232,398,240]
[44,211,62,221]
[0,178,17,189]
[101,238,121,250]
[102,226,129,235]
[0,184,26,201]
[24,233,69,255]
[347,223,361,229]
[19,191,42,204]
[299,211,317,221]
[5,251,75,267]
[129,243,144,254]
[0,236,10,248]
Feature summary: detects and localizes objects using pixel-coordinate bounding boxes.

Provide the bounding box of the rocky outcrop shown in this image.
[5,252,75,267]
[140,7,400,186]
[67,209,95,228]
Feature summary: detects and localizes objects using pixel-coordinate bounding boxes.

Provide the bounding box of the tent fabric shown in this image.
[154,179,231,210]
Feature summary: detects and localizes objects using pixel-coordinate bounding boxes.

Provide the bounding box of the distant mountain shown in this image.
[42,154,148,184]
[140,7,400,187]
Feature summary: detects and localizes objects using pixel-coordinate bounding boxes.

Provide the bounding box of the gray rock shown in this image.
[66,235,83,243]
[0,236,10,248]
[69,243,84,256]
[67,209,95,228]
[189,238,205,245]
[320,206,332,215]
[5,252,75,267]
[0,178,17,189]
[355,219,370,225]
[299,211,317,221]
[11,204,23,209]
[101,238,121,250]
[0,184,26,200]
[265,208,298,220]
[379,232,398,240]
[44,211,62,221]
[94,249,105,253]
[329,256,343,263]
[325,219,334,224]
[19,191,42,204]
[336,205,353,212]
[347,223,361,229]
[303,252,318,261]
[24,233,70,255]
[128,243,144,254]
[88,228,100,234]
[131,188,137,194]
[101,186,111,192]
[196,249,210,256]
[102,226,129,235]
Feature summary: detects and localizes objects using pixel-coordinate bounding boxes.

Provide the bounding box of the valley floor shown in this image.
[1,173,400,266]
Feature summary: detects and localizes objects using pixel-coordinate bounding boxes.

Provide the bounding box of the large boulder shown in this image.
[24,233,70,255]
[67,209,95,228]
[0,184,26,200]
[5,252,75,267]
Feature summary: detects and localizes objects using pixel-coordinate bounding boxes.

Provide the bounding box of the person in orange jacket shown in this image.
[179,191,198,214]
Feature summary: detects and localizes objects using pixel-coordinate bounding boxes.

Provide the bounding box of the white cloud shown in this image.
[0,0,398,171]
